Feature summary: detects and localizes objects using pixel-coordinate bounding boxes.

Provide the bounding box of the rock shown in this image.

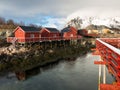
[11,48,16,54]
[48,49,54,53]
[24,55,29,60]
[35,50,39,56]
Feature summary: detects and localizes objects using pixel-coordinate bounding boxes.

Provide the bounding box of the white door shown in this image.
[70,34,73,37]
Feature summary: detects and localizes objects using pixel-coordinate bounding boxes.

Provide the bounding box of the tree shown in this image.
[7,19,14,25]
[29,23,38,27]
[19,21,25,26]
[67,17,82,29]
[0,17,5,25]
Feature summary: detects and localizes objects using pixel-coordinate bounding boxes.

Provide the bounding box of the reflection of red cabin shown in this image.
[7,26,41,43]
[40,27,60,40]
[61,26,78,40]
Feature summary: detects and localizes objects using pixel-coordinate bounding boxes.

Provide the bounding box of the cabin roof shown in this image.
[78,29,87,31]
[19,26,40,32]
[61,27,70,33]
[45,27,59,33]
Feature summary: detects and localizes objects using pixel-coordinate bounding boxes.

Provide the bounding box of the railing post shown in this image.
[103,64,106,84]
[98,58,102,90]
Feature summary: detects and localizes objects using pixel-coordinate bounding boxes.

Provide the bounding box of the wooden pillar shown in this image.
[50,41,52,48]
[64,40,66,47]
[98,57,102,90]
[70,40,72,45]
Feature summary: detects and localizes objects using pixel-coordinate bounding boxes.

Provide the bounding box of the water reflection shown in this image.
[15,67,41,80]
[0,53,115,90]
[15,56,79,81]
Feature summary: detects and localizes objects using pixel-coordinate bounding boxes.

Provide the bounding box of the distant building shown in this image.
[101,29,112,34]
[78,29,98,37]
[88,30,99,34]
[110,28,120,34]
[78,29,88,36]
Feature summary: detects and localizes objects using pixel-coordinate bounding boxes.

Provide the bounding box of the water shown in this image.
[0,53,114,90]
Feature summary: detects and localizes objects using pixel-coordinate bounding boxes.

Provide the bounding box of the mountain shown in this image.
[66,17,120,30]
[86,24,109,30]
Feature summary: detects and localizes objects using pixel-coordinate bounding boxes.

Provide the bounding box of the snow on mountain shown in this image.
[66,16,120,29]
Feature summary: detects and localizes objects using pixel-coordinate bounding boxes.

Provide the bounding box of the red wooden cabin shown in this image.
[7,26,41,43]
[40,27,60,41]
[78,29,98,37]
[61,26,78,40]
[78,29,88,36]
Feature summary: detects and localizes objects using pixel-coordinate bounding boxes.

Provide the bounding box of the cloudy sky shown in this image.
[0,0,120,29]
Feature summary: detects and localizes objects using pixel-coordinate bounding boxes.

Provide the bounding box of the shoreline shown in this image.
[0,44,92,77]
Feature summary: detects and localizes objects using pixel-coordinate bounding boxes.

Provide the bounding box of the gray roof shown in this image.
[20,26,40,32]
[46,28,59,32]
[61,27,70,33]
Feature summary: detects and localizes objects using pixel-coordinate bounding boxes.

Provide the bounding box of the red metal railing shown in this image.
[95,38,120,90]
[96,38,120,82]
[100,38,120,48]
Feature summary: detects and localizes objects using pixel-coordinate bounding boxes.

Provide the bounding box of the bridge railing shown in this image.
[96,38,120,83]
[100,38,120,48]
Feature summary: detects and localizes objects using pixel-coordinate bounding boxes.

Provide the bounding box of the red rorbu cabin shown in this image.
[78,29,98,37]
[78,29,88,36]
[40,27,60,41]
[7,26,41,43]
[61,26,78,40]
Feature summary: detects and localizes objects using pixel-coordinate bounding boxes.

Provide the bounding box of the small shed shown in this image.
[78,29,88,36]
[7,26,41,43]
[40,27,60,41]
[61,26,78,40]
[78,29,98,37]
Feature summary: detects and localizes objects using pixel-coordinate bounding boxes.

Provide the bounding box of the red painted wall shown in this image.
[8,26,78,43]
[63,26,77,40]
[25,32,40,42]
[41,29,49,37]
[14,27,25,42]
[14,27,41,43]
[41,28,60,40]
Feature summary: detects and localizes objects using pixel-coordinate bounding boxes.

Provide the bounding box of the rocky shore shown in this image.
[0,43,90,75]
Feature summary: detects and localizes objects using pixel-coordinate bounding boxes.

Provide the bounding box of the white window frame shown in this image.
[53,34,57,37]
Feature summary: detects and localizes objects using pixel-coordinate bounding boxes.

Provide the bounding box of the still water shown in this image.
[0,53,114,90]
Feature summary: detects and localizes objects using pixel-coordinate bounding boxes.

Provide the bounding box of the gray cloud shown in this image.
[0,0,120,29]
[0,0,119,17]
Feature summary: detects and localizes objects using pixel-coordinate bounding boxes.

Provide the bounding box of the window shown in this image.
[39,35,41,38]
[53,34,57,37]
[30,34,34,38]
